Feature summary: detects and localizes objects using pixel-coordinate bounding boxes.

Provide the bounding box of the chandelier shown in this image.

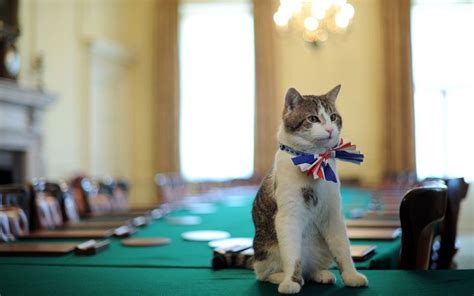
[273,0,355,44]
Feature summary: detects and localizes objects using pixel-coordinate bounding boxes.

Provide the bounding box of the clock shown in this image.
[1,40,21,79]
[0,0,20,80]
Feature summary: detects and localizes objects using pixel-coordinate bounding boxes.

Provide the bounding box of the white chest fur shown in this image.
[273,150,341,213]
[265,149,367,294]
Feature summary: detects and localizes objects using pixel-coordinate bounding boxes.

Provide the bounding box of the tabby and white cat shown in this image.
[251,86,368,294]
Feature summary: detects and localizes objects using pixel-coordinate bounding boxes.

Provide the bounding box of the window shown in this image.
[411,1,474,181]
[178,1,255,181]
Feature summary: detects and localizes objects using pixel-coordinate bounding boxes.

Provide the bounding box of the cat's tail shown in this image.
[211,250,254,270]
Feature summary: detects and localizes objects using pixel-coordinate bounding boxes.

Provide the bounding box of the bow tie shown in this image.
[279,139,364,183]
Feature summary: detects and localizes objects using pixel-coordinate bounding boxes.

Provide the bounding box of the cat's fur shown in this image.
[252,86,368,294]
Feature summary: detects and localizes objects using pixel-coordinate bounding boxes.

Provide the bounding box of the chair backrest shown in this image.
[114,179,130,209]
[155,173,189,204]
[0,184,30,219]
[70,176,91,215]
[399,183,447,270]
[98,178,129,212]
[71,176,131,216]
[71,176,110,215]
[29,180,64,230]
[0,184,31,238]
[45,181,80,223]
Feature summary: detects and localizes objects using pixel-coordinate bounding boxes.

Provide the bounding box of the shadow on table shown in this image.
[253,277,370,296]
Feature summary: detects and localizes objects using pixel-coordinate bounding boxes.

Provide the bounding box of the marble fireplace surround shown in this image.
[0,79,55,182]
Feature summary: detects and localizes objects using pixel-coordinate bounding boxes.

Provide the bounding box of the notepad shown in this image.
[350,245,377,261]
[347,227,401,240]
[75,239,110,256]
[346,219,401,228]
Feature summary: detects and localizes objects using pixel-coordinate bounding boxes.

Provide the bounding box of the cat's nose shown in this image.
[325,128,333,137]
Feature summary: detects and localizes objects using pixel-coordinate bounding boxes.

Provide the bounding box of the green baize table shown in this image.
[0,265,472,295]
[1,188,471,295]
[0,188,400,269]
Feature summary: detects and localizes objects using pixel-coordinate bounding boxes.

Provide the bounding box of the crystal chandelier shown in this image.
[273,0,355,44]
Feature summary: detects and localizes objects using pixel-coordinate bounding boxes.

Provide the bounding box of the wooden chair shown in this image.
[43,180,138,230]
[0,184,30,238]
[99,178,129,212]
[29,180,64,230]
[71,176,115,216]
[113,179,130,210]
[383,170,418,188]
[45,181,80,223]
[155,173,189,205]
[70,176,91,216]
[399,182,447,270]
[0,184,30,219]
[428,177,469,269]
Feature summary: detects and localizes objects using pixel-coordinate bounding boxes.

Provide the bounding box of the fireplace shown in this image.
[0,150,25,185]
[0,79,55,184]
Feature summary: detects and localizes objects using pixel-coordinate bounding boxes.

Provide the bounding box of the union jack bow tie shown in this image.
[279,139,364,183]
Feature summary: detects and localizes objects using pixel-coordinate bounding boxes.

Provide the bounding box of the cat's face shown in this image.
[282,85,342,152]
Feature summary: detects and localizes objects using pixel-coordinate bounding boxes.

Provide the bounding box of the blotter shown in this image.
[0,243,77,255]
[65,220,130,229]
[22,229,114,239]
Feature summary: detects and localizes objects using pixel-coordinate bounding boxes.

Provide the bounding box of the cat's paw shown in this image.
[311,270,336,284]
[278,279,302,294]
[341,271,368,287]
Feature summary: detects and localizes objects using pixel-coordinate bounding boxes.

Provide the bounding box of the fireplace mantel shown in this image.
[0,79,55,109]
[0,79,56,183]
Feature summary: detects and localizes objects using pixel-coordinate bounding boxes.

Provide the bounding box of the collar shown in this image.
[279,143,312,157]
[279,142,337,157]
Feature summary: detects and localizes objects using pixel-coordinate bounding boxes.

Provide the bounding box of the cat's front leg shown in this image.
[321,208,368,287]
[274,195,307,294]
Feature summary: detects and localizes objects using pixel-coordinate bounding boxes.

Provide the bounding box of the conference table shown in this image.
[0,187,472,295]
[1,265,473,295]
[0,188,399,269]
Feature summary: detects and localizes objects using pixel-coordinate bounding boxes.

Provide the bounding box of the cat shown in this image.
[251,85,368,294]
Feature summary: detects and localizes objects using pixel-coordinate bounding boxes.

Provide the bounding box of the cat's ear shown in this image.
[285,88,303,110]
[326,84,341,103]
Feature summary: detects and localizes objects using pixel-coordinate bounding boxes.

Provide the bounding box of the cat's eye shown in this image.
[307,115,320,123]
[330,114,337,121]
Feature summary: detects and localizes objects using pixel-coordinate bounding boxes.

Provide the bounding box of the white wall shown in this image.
[459,188,474,232]
[18,0,159,206]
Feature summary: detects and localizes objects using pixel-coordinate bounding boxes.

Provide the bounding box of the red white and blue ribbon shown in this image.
[279,139,364,183]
